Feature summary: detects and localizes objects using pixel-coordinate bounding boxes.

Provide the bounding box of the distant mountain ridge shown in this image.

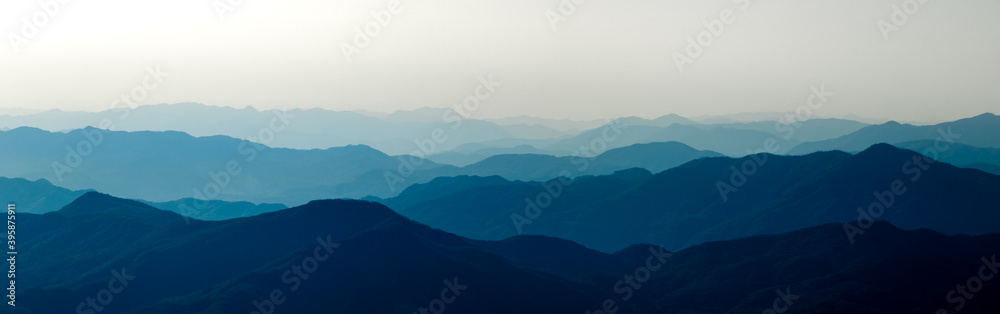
[0,127,449,205]
[0,127,729,205]
[788,112,1000,155]
[892,140,1000,174]
[0,177,90,214]
[0,176,285,219]
[0,103,560,155]
[1,103,878,158]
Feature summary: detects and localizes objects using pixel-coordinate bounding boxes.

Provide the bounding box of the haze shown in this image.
[1,0,998,122]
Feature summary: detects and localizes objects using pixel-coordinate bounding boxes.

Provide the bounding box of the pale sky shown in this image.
[1,0,998,122]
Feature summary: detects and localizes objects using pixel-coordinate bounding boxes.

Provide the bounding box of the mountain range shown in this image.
[0,103,875,158]
[11,192,999,313]
[0,126,446,205]
[0,176,284,219]
[0,103,563,155]
[787,113,1000,155]
[378,143,1000,252]
[0,127,731,205]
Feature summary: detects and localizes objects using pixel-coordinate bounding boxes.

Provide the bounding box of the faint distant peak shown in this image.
[2,126,49,134]
[966,112,999,121]
[58,192,185,224]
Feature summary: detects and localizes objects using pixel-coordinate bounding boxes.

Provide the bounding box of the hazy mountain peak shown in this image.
[33,177,53,186]
[4,126,48,134]
[651,113,695,124]
[333,144,383,154]
[56,192,187,225]
[62,191,154,211]
[382,107,452,123]
[961,112,1000,123]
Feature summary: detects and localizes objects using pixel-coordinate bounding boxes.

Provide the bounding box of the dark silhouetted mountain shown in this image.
[966,163,1000,175]
[629,222,1000,313]
[383,143,1000,252]
[17,192,600,313]
[788,113,1000,155]
[15,193,1000,313]
[467,235,628,283]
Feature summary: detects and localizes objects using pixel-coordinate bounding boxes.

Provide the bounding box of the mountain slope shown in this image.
[15,193,1000,313]
[0,128,721,207]
[0,177,90,214]
[635,222,1000,313]
[0,175,287,218]
[383,143,1000,252]
[427,144,549,166]
[141,198,286,221]
[0,127,450,205]
[788,113,1000,155]
[892,140,1000,171]
[0,103,557,155]
[16,193,602,313]
[709,118,869,142]
[545,123,801,156]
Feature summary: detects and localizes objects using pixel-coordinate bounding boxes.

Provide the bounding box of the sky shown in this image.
[1,0,998,122]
